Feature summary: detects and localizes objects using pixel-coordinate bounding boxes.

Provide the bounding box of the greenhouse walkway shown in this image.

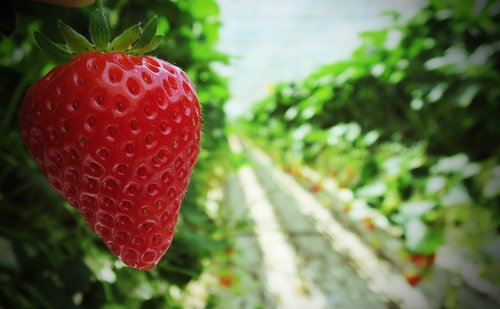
[221,136,430,309]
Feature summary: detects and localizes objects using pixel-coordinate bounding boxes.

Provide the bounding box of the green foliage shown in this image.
[89,8,110,49]
[0,0,228,307]
[246,0,499,160]
[238,0,499,272]
[59,21,94,54]
[36,8,168,57]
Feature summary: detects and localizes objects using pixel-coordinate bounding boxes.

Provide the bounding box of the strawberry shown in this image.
[362,216,376,232]
[218,274,234,289]
[309,182,322,193]
[403,270,423,287]
[19,2,201,270]
[409,253,434,267]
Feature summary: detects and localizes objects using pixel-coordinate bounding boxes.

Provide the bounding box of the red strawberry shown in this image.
[426,252,436,265]
[404,271,423,287]
[218,274,234,288]
[19,5,201,270]
[408,252,436,267]
[362,216,376,232]
[409,254,427,266]
[309,182,322,193]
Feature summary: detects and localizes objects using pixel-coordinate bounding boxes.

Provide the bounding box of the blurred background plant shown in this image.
[237,0,500,287]
[0,0,230,307]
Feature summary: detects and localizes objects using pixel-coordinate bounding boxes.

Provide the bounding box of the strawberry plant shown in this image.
[20,1,202,270]
[237,0,500,298]
[1,0,228,307]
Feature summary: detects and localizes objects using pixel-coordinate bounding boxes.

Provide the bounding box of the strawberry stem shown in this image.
[96,0,105,12]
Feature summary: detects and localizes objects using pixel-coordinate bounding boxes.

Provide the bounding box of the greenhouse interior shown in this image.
[0,0,499,308]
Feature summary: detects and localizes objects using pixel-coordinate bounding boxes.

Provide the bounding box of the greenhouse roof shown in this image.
[215,0,425,118]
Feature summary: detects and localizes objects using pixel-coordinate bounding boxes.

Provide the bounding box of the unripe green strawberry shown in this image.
[19,4,201,270]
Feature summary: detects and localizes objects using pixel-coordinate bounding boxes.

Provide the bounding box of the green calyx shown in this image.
[34,3,163,60]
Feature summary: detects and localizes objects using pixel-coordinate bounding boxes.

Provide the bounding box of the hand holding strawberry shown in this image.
[33,0,94,7]
[20,0,201,270]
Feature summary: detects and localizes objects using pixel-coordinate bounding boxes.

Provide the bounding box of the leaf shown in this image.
[89,9,109,49]
[441,185,471,207]
[400,200,436,218]
[356,181,387,198]
[457,84,480,107]
[404,218,443,254]
[157,17,170,34]
[0,237,18,270]
[426,176,446,194]
[132,15,158,50]
[59,21,94,54]
[431,153,469,174]
[189,0,219,18]
[130,35,164,54]
[483,173,500,198]
[405,218,426,250]
[110,23,140,51]
[33,31,72,60]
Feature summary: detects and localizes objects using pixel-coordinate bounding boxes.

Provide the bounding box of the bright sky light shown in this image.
[214,0,426,119]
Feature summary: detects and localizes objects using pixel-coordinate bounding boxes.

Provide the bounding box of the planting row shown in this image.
[236,0,499,306]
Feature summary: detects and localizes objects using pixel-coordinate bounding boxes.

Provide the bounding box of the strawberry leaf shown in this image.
[89,9,109,50]
[59,21,94,54]
[34,4,165,57]
[130,35,164,54]
[131,16,158,50]
[110,24,140,51]
[34,31,72,60]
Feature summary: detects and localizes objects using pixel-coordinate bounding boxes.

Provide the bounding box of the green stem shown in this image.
[96,0,104,12]
[103,282,113,302]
